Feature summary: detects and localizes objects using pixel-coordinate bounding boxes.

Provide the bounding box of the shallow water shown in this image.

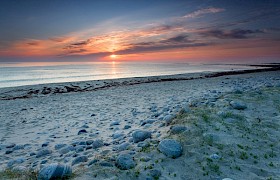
[0,61,259,88]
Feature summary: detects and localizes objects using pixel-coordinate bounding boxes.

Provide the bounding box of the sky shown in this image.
[0,0,280,63]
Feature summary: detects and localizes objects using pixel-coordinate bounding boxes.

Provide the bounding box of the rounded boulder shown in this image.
[158,139,182,158]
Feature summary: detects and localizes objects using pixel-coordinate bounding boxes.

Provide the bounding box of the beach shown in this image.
[0,68,280,179]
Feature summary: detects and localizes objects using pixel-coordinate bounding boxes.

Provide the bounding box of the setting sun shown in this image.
[110,54,117,59]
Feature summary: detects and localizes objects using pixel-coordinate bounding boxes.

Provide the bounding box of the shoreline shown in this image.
[1,64,279,101]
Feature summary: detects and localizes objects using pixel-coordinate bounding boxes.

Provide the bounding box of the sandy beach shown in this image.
[0,69,279,179]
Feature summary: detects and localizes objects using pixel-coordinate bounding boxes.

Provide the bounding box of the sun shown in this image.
[110,54,117,59]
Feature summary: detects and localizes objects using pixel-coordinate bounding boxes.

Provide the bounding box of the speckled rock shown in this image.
[132,130,151,143]
[116,154,135,170]
[72,156,88,166]
[158,139,182,158]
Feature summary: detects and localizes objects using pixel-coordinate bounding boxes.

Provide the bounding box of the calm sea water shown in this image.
[0,61,259,88]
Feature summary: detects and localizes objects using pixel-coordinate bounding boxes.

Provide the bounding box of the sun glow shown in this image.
[110,54,117,58]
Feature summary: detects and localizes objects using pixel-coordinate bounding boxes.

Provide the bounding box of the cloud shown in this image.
[115,34,210,54]
[200,29,264,39]
[49,36,73,43]
[26,40,41,46]
[183,7,225,18]
[64,40,92,50]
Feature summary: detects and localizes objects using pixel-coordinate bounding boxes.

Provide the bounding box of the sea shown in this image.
[0,61,260,88]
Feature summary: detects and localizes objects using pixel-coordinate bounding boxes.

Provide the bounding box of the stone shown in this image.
[132,130,151,143]
[77,129,87,135]
[13,145,24,151]
[7,158,25,168]
[112,133,125,139]
[123,125,131,129]
[6,143,16,148]
[140,156,151,162]
[116,154,135,170]
[72,156,88,166]
[59,146,74,154]
[180,105,191,113]
[230,101,247,110]
[77,141,87,146]
[88,159,99,166]
[170,125,187,134]
[137,142,149,148]
[38,163,72,180]
[86,140,94,145]
[150,169,161,178]
[54,144,66,150]
[110,121,120,126]
[75,146,84,152]
[210,153,220,160]
[36,149,52,158]
[99,161,114,167]
[118,142,130,151]
[5,150,13,154]
[92,140,103,149]
[81,124,89,128]
[158,139,182,158]
[41,160,48,164]
[141,119,156,126]
[163,114,174,125]
[42,142,49,147]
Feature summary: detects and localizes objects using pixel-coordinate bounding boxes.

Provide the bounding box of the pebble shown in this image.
[77,129,87,135]
[75,146,84,152]
[59,146,74,154]
[88,159,99,166]
[163,114,174,125]
[210,153,221,159]
[230,101,247,110]
[140,156,151,162]
[6,143,16,148]
[158,139,182,158]
[150,169,161,178]
[7,158,25,168]
[5,150,13,154]
[170,125,187,134]
[86,140,94,145]
[141,119,156,126]
[112,133,125,139]
[42,142,49,147]
[137,142,149,148]
[36,149,52,158]
[116,154,135,170]
[118,142,130,151]
[99,161,114,167]
[92,139,103,149]
[72,156,88,166]
[13,145,24,151]
[123,125,131,129]
[54,144,66,150]
[110,121,120,126]
[38,163,72,180]
[132,130,152,143]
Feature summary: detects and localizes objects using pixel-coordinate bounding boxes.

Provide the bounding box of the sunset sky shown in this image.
[0,0,280,62]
